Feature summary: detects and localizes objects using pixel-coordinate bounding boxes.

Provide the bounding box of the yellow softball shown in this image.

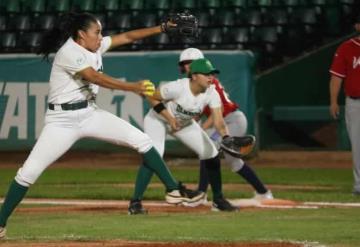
[143,80,155,97]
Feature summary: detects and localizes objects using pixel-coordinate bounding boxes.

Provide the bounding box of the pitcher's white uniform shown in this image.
[15,37,152,187]
[144,78,221,159]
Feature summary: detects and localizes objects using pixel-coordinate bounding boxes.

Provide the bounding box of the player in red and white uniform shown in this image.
[179,48,273,203]
[329,16,360,196]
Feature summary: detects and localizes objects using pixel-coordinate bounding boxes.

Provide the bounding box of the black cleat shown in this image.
[178,182,204,199]
[166,182,205,204]
[128,199,148,215]
[212,197,239,212]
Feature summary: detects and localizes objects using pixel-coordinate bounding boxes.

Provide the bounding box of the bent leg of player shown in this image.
[82,108,178,190]
[174,122,224,199]
[203,110,270,197]
[82,108,203,204]
[345,98,360,194]
[224,153,268,195]
[195,111,246,194]
[226,112,270,196]
[198,160,209,192]
[174,123,238,210]
[131,112,167,202]
[0,114,80,228]
[174,121,238,212]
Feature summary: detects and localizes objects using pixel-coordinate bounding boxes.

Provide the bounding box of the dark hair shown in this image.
[179,60,192,74]
[37,12,98,61]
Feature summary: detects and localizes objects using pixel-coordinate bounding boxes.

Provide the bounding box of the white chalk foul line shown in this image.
[258,205,319,209]
[2,198,360,209]
[304,202,360,207]
[230,199,319,209]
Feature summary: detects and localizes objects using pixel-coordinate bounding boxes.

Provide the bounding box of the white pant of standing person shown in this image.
[15,103,153,187]
[345,97,360,193]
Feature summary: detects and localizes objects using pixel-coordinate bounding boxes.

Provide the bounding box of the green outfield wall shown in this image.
[256,36,352,150]
[0,51,255,155]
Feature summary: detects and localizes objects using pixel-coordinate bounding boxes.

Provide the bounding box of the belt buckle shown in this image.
[54,105,63,111]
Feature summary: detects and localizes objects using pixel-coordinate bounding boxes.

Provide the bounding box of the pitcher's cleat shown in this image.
[183,193,208,207]
[0,227,6,239]
[212,197,239,212]
[166,184,205,204]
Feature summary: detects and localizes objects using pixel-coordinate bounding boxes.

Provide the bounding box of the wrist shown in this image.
[153,102,166,113]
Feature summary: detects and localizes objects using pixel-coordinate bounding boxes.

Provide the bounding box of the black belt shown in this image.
[349,96,360,100]
[48,100,88,111]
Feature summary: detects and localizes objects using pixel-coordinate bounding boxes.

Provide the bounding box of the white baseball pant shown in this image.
[15,104,153,187]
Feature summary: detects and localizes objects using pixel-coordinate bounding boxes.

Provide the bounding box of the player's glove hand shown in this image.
[220,135,256,158]
[161,11,198,38]
[138,80,155,97]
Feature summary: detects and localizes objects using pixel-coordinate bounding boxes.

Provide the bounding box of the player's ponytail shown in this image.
[37,12,98,61]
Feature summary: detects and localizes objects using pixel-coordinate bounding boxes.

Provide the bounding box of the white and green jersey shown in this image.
[156,78,221,128]
[48,36,111,104]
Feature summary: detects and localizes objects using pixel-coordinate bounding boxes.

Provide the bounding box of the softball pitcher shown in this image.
[178,48,273,203]
[128,58,239,214]
[0,13,203,239]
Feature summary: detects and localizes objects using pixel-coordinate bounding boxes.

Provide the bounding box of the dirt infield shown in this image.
[13,197,300,214]
[9,196,359,215]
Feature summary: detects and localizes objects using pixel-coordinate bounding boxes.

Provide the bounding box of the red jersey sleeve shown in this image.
[202,105,211,117]
[330,43,347,78]
[201,78,238,117]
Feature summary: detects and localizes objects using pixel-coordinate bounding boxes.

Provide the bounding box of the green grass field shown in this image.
[1,163,360,246]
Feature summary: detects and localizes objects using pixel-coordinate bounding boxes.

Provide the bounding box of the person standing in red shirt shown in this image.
[329,16,360,196]
[179,48,273,204]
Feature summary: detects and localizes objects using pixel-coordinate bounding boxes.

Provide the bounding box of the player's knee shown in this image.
[14,157,46,186]
[198,143,219,160]
[230,159,245,172]
[136,133,153,153]
[15,168,36,187]
[199,151,219,160]
[224,153,245,172]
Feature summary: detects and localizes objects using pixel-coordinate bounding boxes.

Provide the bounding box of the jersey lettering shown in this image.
[176,104,201,117]
[353,56,360,69]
